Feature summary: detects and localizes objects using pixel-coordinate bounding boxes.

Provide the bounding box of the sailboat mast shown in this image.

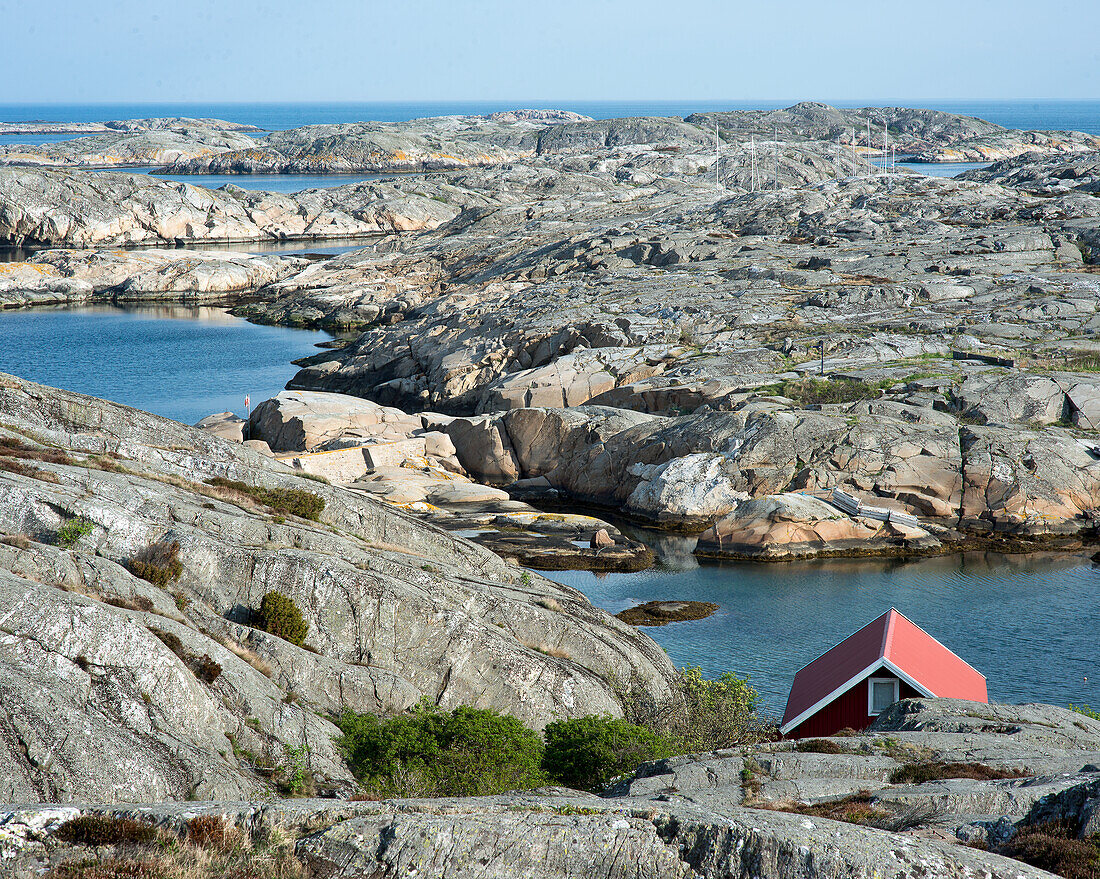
[750,134,756,192]
[715,122,720,192]
[774,125,779,189]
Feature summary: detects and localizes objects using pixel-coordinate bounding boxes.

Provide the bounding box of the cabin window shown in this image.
[868,677,899,715]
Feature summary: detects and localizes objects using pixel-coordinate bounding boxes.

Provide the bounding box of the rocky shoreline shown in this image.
[5,105,1100,565]
[3,104,1100,875]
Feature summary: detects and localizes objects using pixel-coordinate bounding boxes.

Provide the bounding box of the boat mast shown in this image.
[715,122,721,192]
[750,134,756,192]
[774,124,779,189]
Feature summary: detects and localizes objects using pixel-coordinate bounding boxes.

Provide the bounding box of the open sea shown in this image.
[2,100,1099,135]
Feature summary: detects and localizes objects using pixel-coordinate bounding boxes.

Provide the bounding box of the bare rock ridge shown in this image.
[0,373,679,803]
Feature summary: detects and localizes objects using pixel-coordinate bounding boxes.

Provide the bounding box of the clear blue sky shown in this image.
[3,0,1097,102]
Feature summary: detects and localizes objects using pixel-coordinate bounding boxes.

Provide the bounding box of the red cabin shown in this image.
[780,608,987,739]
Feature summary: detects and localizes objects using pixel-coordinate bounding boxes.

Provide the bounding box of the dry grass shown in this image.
[534,597,563,612]
[0,533,32,549]
[0,457,61,482]
[1003,820,1100,879]
[47,815,304,879]
[0,435,74,466]
[889,761,1029,785]
[756,791,940,833]
[794,739,847,754]
[218,636,273,678]
[521,640,572,660]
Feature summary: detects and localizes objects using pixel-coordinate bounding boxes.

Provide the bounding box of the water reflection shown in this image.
[0,305,329,425]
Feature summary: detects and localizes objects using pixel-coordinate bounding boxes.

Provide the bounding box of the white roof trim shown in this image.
[779,657,935,736]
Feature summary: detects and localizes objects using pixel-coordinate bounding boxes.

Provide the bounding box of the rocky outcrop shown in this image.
[157,112,582,175]
[0,168,466,247]
[0,248,307,308]
[0,374,681,802]
[0,125,259,168]
[961,150,1100,194]
[0,117,261,136]
[612,698,1100,853]
[689,101,1100,162]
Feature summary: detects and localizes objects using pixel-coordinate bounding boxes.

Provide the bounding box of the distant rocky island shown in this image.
[2,103,1100,878]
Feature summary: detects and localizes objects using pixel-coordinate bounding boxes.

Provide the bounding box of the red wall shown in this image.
[785,675,921,739]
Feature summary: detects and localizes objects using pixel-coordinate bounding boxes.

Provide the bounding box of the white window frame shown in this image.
[868,677,900,716]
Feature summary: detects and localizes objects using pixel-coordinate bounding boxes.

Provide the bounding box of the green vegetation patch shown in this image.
[125,540,183,588]
[621,666,770,754]
[56,516,94,549]
[257,591,309,647]
[205,477,325,521]
[759,377,888,406]
[542,714,673,792]
[336,700,546,798]
[335,666,771,799]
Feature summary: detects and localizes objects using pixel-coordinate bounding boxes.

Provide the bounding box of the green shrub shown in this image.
[205,477,325,521]
[125,540,183,588]
[335,700,547,798]
[1070,703,1100,721]
[542,714,673,792]
[57,516,94,548]
[257,591,309,647]
[55,814,160,846]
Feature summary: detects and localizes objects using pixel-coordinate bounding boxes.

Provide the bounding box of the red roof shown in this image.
[780,608,987,733]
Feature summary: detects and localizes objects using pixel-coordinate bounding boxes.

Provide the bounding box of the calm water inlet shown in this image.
[545,552,1100,717]
[0,306,329,425]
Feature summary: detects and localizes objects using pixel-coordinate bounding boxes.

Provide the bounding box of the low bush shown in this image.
[205,477,325,521]
[0,436,73,465]
[55,815,160,847]
[186,815,239,851]
[1002,819,1100,879]
[762,377,886,406]
[48,817,304,878]
[257,591,309,647]
[151,629,222,685]
[335,700,547,798]
[795,739,846,754]
[57,517,94,549]
[542,714,673,792]
[621,666,769,753]
[125,541,183,588]
[1070,703,1100,721]
[889,761,1027,785]
[105,595,155,613]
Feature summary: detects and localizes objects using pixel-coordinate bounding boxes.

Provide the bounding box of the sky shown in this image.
[2,0,1098,103]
